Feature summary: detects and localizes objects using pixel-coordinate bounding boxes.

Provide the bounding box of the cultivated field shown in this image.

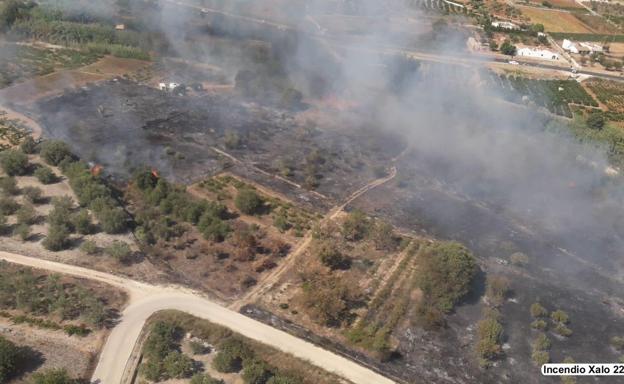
[527,0,584,8]
[518,6,594,32]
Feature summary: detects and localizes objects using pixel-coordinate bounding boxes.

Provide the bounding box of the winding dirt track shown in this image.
[0,251,395,384]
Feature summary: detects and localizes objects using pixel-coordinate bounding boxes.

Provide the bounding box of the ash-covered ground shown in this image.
[31,79,403,200]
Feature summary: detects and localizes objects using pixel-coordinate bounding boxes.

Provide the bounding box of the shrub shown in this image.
[40,140,73,165]
[31,368,77,384]
[235,189,263,215]
[0,150,28,176]
[242,358,273,384]
[72,209,92,234]
[224,131,242,149]
[371,220,395,250]
[34,166,58,184]
[553,323,573,337]
[191,373,225,384]
[190,340,210,355]
[212,349,243,373]
[16,202,36,225]
[312,240,350,270]
[104,241,132,263]
[0,196,18,215]
[551,309,569,324]
[98,207,127,234]
[415,241,477,313]
[530,302,547,318]
[13,223,30,241]
[476,316,503,362]
[532,334,551,352]
[0,176,18,195]
[22,186,43,204]
[144,321,179,360]
[532,350,550,366]
[20,136,38,154]
[531,319,547,331]
[342,209,370,241]
[587,113,606,130]
[0,335,20,383]
[163,351,195,379]
[80,240,98,255]
[47,196,74,230]
[198,212,230,242]
[485,275,511,306]
[267,374,302,384]
[611,336,624,351]
[43,224,70,251]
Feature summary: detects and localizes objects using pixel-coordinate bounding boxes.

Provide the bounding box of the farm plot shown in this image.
[485,72,598,117]
[407,0,467,14]
[0,43,101,89]
[0,111,31,150]
[529,0,584,9]
[518,6,594,33]
[585,78,624,114]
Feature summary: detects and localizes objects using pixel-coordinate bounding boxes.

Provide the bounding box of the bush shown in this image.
[0,176,18,195]
[163,351,195,379]
[0,196,18,215]
[267,374,301,384]
[551,309,569,324]
[587,113,606,130]
[31,368,77,384]
[532,350,550,366]
[43,224,70,251]
[509,252,529,266]
[13,223,30,241]
[198,212,230,242]
[213,337,253,373]
[20,136,38,154]
[530,302,547,318]
[342,210,370,241]
[532,334,551,352]
[34,166,58,184]
[235,189,263,215]
[416,241,477,313]
[104,241,132,263]
[476,316,503,362]
[312,240,350,270]
[0,335,20,383]
[80,240,98,255]
[71,209,92,234]
[190,340,210,355]
[40,140,73,166]
[191,373,225,384]
[47,196,74,230]
[611,336,624,351]
[144,321,179,361]
[553,323,573,337]
[242,358,273,384]
[22,186,43,204]
[531,319,547,331]
[485,275,511,306]
[98,207,127,234]
[0,149,28,176]
[16,202,36,225]
[371,220,395,250]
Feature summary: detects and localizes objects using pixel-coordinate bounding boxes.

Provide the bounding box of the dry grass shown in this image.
[518,6,594,32]
[528,0,584,8]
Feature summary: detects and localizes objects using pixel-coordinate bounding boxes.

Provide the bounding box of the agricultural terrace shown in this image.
[528,0,583,9]
[485,72,598,117]
[128,171,321,300]
[257,209,477,361]
[0,262,126,382]
[517,6,594,33]
[585,78,624,116]
[0,43,102,89]
[0,111,31,151]
[138,310,347,384]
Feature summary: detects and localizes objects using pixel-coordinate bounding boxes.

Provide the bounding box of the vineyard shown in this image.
[484,71,598,117]
[407,0,467,14]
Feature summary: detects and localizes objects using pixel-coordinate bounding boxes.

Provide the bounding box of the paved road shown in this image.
[0,251,395,384]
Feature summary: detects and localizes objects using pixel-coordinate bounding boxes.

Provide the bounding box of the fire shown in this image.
[90,164,103,176]
[151,169,160,178]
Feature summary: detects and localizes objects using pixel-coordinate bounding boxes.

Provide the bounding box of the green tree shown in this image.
[0,149,28,176]
[0,176,18,195]
[163,351,195,378]
[312,240,350,270]
[40,141,73,166]
[235,189,263,215]
[34,166,58,184]
[587,113,606,130]
[342,209,370,241]
[20,136,38,154]
[98,207,127,234]
[0,196,18,215]
[500,40,517,56]
[485,275,511,306]
[267,374,302,384]
[0,336,20,383]
[198,212,230,242]
[242,359,273,384]
[80,240,98,255]
[476,316,503,362]
[16,202,36,225]
[532,334,551,352]
[371,220,395,250]
[13,223,30,241]
[191,373,225,384]
[22,186,43,204]
[72,209,92,235]
[104,241,132,263]
[43,224,70,251]
[551,309,569,324]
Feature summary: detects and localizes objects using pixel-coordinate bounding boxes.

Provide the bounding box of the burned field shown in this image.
[31,79,404,201]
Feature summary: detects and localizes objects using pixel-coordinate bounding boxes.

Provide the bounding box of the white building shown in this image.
[562,39,579,54]
[579,42,603,53]
[158,82,180,91]
[491,21,520,30]
[517,47,560,60]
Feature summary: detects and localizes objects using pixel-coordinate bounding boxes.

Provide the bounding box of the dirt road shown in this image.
[0,251,395,384]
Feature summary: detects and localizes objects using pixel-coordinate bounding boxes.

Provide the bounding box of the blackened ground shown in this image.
[31,79,402,200]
